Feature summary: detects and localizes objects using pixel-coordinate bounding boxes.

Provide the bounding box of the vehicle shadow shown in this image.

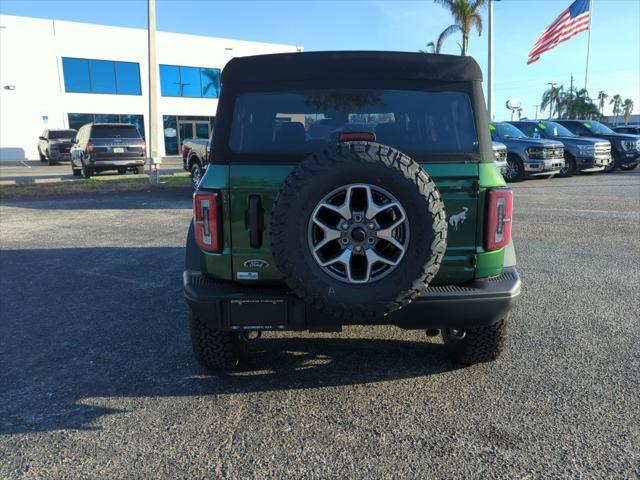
[0,247,457,435]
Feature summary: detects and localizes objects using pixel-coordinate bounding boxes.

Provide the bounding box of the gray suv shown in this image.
[509,120,610,176]
[490,122,564,182]
[70,123,146,178]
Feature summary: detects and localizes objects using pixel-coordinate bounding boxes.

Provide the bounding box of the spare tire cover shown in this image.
[271,142,447,320]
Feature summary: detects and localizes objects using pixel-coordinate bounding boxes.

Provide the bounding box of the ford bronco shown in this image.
[183,52,521,370]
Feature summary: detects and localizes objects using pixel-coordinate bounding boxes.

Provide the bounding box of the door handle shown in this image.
[245,195,264,248]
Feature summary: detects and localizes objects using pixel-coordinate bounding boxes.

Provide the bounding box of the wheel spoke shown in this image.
[365,185,400,220]
[376,215,405,241]
[320,186,354,220]
[312,218,342,251]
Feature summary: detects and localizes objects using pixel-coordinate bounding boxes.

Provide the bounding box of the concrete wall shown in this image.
[0,14,300,160]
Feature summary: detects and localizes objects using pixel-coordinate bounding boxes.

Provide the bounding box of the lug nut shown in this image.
[341,223,349,230]
[341,237,349,244]
[368,223,375,229]
[367,237,375,244]
[354,215,362,222]
[355,245,362,252]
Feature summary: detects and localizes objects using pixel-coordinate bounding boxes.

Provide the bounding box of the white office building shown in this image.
[0,14,300,161]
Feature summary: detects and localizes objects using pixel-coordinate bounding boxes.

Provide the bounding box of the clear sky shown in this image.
[1,0,638,120]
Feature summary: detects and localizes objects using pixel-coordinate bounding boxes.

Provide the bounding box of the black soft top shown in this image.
[222,51,483,84]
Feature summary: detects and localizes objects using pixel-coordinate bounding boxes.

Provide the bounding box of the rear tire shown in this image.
[190,162,203,189]
[118,168,127,175]
[47,156,56,166]
[39,150,46,162]
[72,168,82,177]
[190,312,240,370]
[443,318,508,365]
[504,154,525,182]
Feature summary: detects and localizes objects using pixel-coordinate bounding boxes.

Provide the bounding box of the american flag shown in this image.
[527,0,591,64]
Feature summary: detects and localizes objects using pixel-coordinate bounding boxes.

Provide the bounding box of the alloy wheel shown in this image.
[307,183,409,284]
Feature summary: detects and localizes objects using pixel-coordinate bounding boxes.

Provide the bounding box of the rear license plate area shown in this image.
[113,147,125,153]
[223,298,288,330]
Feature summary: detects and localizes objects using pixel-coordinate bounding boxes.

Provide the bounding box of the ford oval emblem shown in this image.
[243,259,269,269]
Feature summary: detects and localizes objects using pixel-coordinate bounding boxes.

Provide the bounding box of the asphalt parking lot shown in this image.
[1,172,639,478]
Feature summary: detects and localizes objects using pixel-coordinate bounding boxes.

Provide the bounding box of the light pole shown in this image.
[147,0,160,183]
[487,0,501,121]
[533,104,540,120]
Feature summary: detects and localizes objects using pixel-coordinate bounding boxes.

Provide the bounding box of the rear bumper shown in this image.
[89,158,146,168]
[48,151,71,161]
[184,267,521,332]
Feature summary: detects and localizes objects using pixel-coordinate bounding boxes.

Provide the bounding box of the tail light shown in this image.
[194,191,221,252]
[140,140,146,152]
[87,141,94,153]
[181,143,187,157]
[485,188,513,251]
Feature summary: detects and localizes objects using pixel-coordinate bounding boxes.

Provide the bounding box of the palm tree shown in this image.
[563,89,599,119]
[433,0,486,56]
[610,94,622,125]
[202,69,221,97]
[421,28,464,54]
[622,98,634,124]
[541,84,563,119]
[597,91,608,117]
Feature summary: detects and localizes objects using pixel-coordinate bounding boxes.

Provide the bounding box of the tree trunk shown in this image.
[462,34,468,56]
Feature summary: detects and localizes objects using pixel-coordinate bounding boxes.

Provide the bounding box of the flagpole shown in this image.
[584,0,593,90]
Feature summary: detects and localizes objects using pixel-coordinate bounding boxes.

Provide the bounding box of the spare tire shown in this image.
[271,142,447,320]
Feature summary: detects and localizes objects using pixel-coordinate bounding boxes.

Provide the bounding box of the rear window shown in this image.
[48,130,77,139]
[229,89,478,157]
[91,125,141,139]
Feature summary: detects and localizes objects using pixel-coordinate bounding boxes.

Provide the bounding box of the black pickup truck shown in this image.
[182,132,213,189]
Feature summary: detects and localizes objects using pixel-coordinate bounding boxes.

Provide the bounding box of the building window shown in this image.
[163,115,214,155]
[62,58,141,95]
[68,113,145,138]
[159,64,221,98]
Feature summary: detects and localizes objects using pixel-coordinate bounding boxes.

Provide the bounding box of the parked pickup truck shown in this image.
[38,129,77,165]
[182,132,213,189]
[509,120,611,176]
[556,120,639,172]
[490,122,564,181]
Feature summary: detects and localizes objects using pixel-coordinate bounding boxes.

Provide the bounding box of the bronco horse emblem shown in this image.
[449,207,469,231]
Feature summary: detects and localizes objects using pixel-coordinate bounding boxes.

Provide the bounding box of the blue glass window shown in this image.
[62,57,141,95]
[89,60,116,94]
[115,62,142,95]
[159,65,180,96]
[62,58,91,93]
[179,66,201,97]
[201,68,221,98]
[159,64,220,98]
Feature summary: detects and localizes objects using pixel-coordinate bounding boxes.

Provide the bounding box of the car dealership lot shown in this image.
[1,173,639,478]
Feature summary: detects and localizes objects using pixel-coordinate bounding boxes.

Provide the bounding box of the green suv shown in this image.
[183,52,521,370]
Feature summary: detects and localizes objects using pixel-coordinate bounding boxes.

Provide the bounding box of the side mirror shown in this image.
[39,136,46,141]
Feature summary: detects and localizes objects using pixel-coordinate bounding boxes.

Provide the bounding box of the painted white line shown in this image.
[20,161,32,169]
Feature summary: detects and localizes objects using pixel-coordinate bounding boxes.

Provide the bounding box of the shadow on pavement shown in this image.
[0,246,456,435]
